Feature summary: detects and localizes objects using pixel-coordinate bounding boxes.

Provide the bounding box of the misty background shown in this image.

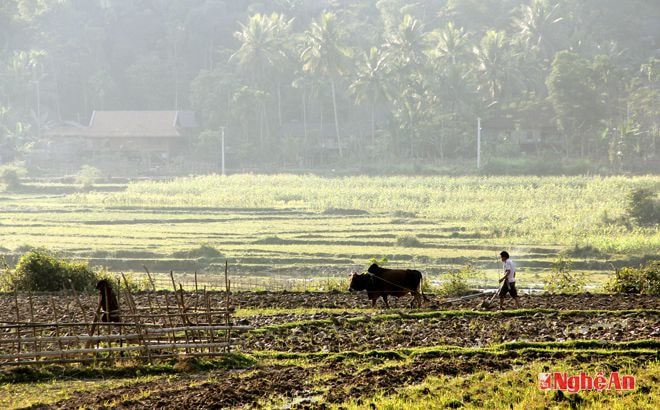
[0,0,658,176]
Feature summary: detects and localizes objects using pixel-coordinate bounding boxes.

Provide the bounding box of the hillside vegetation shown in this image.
[0,0,657,172]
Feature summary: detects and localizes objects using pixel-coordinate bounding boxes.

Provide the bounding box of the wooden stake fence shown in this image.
[0,265,249,366]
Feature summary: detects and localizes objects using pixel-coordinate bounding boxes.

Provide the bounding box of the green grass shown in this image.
[1,175,658,290]
[2,377,144,409]
[252,344,659,409]
[249,339,660,361]
[234,307,367,317]
[0,354,256,384]
[333,361,660,410]
[0,354,257,408]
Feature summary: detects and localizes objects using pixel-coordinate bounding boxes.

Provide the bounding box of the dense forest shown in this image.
[0,0,658,173]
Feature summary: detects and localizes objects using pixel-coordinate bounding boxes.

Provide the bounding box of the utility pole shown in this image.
[477,117,481,169]
[220,126,225,176]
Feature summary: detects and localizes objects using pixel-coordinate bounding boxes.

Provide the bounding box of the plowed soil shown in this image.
[3,291,656,324]
[4,292,658,409]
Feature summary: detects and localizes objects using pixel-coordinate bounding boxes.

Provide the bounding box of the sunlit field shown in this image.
[1,174,657,291]
[1,174,659,409]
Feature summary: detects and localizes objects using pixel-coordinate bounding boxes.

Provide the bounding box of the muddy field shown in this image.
[3,290,658,324]
[3,292,659,409]
[229,291,660,311]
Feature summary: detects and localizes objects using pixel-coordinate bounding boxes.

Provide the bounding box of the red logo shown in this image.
[538,373,552,390]
[538,372,635,393]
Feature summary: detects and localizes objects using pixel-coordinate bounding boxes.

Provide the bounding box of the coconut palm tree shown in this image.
[349,47,391,145]
[511,0,564,61]
[231,13,294,140]
[432,22,471,66]
[383,14,430,76]
[266,13,296,128]
[300,12,351,158]
[430,21,476,117]
[382,14,432,158]
[472,30,521,104]
[510,0,566,96]
[231,13,293,82]
[5,50,50,136]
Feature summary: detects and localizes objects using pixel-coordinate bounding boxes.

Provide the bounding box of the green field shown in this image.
[1,174,658,291]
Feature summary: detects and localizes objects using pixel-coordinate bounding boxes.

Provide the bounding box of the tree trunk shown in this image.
[439,117,445,160]
[259,106,264,145]
[302,89,308,144]
[277,83,283,129]
[262,99,270,141]
[331,79,343,158]
[408,105,415,158]
[302,89,308,167]
[370,102,376,145]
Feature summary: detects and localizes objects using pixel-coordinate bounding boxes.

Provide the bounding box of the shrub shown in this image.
[605,261,659,295]
[75,165,102,190]
[626,187,659,227]
[193,129,222,161]
[0,162,26,191]
[563,244,603,258]
[172,244,224,259]
[368,256,389,267]
[480,158,562,176]
[4,249,98,292]
[543,257,586,294]
[0,257,11,290]
[480,157,597,176]
[316,277,346,292]
[98,271,151,293]
[395,235,422,247]
[437,265,478,297]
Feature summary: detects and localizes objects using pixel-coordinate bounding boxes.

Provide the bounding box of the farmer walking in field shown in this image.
[498,251,520,310]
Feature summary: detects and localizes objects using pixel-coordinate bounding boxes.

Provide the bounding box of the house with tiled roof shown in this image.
[37,111,199,174]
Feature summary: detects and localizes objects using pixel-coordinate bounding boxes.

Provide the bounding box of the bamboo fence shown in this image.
[0,263,250,366]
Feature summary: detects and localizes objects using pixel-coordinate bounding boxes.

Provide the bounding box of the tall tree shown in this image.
[546,51,603,157]
[231,13,294,143]
[349,47,391,144]
[383,14,429,75]
[5,49,49,136]
[433,21,472,67]
[430,22,477,159]
[612,58,659,167]
[381,14,432,157]
[472,30,524,108]
[300,12,351,158]
[511,0,564,62]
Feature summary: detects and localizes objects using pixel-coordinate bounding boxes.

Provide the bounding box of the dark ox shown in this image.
[96,279,121,323]
[349,263,429,308]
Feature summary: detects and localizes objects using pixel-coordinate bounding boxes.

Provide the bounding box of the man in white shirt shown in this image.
[498,251,520,309]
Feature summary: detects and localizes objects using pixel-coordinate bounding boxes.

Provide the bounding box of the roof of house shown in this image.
[45,110,198,138]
